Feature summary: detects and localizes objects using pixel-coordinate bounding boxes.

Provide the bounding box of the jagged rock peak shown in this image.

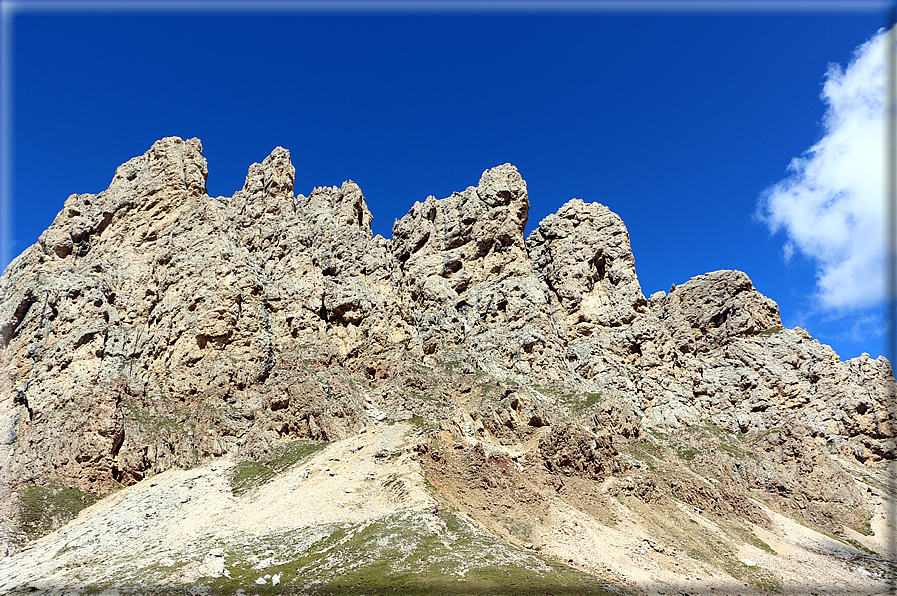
[1,137,895,569]
[236,146,295,205]
[393,163,531,277]
[527,198,647,332]
[654,269,782,348]
[108,136,207,200]
[300,180,374,239]
[34,137,208,263]
[476,163,528,210]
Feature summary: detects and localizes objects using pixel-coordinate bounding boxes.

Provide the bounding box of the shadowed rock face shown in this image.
[0,136,893,555]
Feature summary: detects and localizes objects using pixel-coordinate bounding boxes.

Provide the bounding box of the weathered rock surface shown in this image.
[0,137,894,587]
[528,198,647,333]
[392,164,568,377]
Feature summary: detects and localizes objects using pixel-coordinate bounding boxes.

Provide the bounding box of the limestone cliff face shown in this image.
[528,198,647,333]
[392,164,568,378]
[0,137,894,552]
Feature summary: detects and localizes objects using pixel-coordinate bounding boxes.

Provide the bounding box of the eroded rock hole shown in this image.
[412,232,431,254]
[711,310,730,328]
[591,252,607,281]
[54,243,72,259]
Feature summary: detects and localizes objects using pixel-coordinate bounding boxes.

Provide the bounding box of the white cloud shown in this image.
[757,27,889,312]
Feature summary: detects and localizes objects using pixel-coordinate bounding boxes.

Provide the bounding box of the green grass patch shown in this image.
[757,326,783,337]
[854,519,875,536]
[719,442,750,460]
[122,396,188,434]
[477,382,500,397]
[631,441,660,455]
[17,482,102,541]
[578,392,602,412]
[629,443,661,471]
[437,360,466,374]
[844,537,878,556]
[199,511,620,596]
[704,422,735,440]
[732,527,776,555]
[702,424,751,457]
[687,540,782,593]
[408,390,438,405]
[230,461,276,495]
[268,440,329,472]
[409,416,441,433]
[230,439,328,495]
[537,384,602,415]
[752,425,783,444]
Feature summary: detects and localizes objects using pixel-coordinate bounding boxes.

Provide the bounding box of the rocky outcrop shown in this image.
[538,423,622,480]
[528,198,647,333]
[0,140,382,503]
[392,165,568,377]
[0,136,893,557]
[750,422,871,534]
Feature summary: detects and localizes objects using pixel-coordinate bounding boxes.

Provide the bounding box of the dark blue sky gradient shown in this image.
[9,8,889,359]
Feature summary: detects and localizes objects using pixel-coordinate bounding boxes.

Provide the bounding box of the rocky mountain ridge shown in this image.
[0,136,894,594]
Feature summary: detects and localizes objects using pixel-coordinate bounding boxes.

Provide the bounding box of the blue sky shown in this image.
[2,1,892,361]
